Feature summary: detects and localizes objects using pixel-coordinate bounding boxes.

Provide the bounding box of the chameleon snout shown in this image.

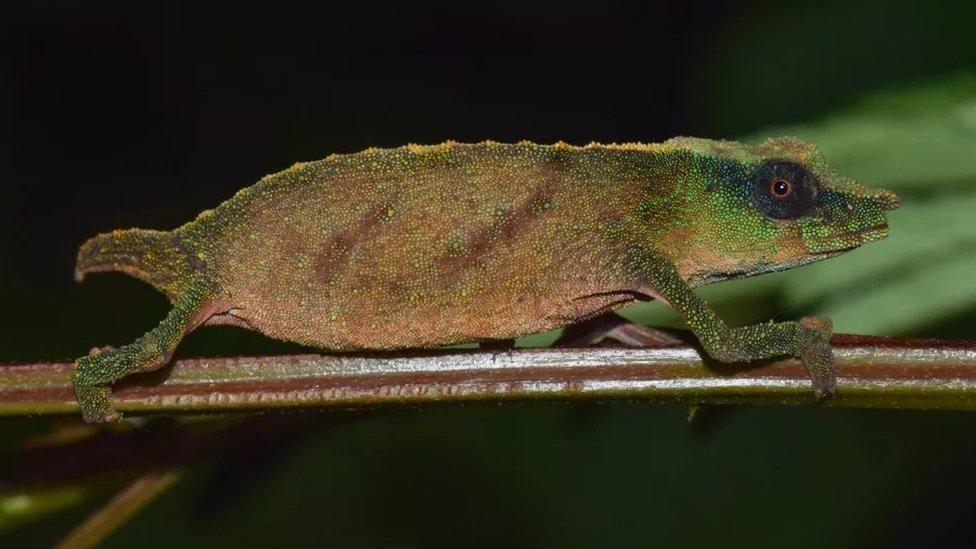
[872,187,901,211]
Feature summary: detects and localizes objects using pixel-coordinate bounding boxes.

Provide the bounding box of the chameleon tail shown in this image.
[75,228,194,300]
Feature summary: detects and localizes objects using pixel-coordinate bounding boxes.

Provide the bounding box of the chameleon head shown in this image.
[673,136,900,284]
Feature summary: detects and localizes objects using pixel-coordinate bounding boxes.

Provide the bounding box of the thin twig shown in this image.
[2,335,976,415]
[54,469,181,549]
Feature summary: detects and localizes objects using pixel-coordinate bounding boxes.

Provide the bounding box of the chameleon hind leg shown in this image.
[73,281,215,423]
[555,312,684,347]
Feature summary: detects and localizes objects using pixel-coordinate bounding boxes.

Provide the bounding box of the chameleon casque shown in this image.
[74,137,900,423]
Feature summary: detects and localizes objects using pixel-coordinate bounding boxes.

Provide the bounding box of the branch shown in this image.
[3,334,976,415]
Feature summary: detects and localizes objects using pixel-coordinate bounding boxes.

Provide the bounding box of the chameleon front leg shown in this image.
[73,281,216,423]
[632,253,836,397]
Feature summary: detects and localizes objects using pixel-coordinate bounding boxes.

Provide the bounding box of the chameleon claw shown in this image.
[73,383,123,423]
[87,345,115,356]
[798,316,837,400]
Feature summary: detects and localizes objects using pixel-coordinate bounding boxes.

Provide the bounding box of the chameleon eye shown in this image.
[753,160,817,219]
[771,179,792,198]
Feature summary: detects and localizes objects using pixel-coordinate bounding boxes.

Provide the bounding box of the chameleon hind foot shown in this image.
[72,370,121,424]
[72,285,212,423]
[73,344,156,423]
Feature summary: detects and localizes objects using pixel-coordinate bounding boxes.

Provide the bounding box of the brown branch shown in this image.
[3,335,976,415]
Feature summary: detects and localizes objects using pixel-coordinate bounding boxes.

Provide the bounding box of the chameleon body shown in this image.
[74,138,899,423]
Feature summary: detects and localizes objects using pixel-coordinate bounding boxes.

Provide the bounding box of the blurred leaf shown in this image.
[818,247,976,334]
[753,73,976,191]
[783,194,976,332]
[0,483,97,534]
[630,74,976,336]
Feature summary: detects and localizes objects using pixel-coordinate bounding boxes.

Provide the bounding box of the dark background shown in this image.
[2,0,976,546]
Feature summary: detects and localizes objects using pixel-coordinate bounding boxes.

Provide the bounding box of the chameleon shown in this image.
[73,137,900,423]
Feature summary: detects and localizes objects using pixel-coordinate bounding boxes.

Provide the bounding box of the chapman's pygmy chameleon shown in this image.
[73,138,900,423]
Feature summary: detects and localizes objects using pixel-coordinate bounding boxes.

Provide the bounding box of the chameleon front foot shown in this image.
[796,316,836,399]
[714,315,837,399]
[719,316,837,399]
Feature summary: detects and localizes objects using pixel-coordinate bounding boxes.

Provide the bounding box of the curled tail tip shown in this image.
[74,233,102,283]
[74,230,123,283]
[73,229,183,293]
[73,258,98,282]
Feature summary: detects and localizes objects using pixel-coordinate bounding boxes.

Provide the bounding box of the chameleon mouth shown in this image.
[862,224,891,240]
[726,224,889,259]
[808,224,890,254]
[810,224,889,248]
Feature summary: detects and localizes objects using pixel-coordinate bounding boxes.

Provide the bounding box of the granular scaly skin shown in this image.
[73,137,900,423]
